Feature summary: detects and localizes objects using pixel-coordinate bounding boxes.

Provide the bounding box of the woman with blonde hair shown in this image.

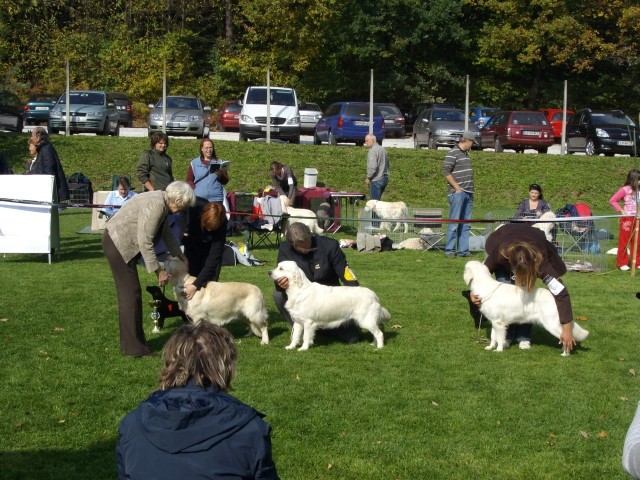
[182,200,228,300]
[117,323,279,479]
[471,222,575,352]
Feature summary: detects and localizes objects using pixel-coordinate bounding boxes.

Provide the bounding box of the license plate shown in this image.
[522,130,538,136]
[261,126,280,132]
[35,106,49,111]
[354,121,369,126]
[618,140,634,146]
[167,122,180,128]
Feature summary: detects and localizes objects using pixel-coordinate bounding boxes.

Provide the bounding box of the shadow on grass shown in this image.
[0,439,117,480]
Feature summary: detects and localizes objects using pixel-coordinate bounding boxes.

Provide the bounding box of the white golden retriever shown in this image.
[463,260,589,354]
[279,195,324,235]
[268,260,390,350]
[364,199,409,233]
[164,257,270,345]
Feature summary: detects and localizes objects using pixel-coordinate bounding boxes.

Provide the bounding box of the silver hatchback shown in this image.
[147,95,210,138]
[48,90,119,135]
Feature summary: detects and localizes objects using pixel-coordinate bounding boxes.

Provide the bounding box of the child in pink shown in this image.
[610,169,640,271]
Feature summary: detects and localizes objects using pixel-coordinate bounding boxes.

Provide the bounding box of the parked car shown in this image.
[375,103,405,137]
[313,102,384,146]
[478,110,553,153]
[404,102,455,133]
[48,90,119,135]
[147,95,210,138]
[298,102,322,134]
[22,93,59,126]
[216,99,241,131]
[0,90,24,132]
[565,109,638,156]
[239,86,300,143]
[540,108,574,141]
[109,92,133,127]
[413,107,470,150]
[468,106,499,128]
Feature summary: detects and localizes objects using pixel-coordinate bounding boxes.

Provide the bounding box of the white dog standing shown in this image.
[363,199,409,233]
[164,257,270,345]
[268,261,390,350]
[279,195,324,235]
[463,260,589,355]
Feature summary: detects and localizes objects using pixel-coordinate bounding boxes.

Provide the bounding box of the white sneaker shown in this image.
[620,265,630,271]
[519,340,531,350]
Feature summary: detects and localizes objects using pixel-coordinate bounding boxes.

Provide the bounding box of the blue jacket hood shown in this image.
[134,383,262,454]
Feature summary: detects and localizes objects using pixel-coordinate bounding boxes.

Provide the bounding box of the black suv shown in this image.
[566,109,639,156]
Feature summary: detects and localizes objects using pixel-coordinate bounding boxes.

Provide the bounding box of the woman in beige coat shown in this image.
[102,181,195,357]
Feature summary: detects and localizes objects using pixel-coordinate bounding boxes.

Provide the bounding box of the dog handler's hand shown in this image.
[276,277,289,289]
[559,323,576,352]
[157,269,169,287]
[470,293,482,306]
[182,284,197,300]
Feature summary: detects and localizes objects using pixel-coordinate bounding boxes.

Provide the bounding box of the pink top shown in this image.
[610,185,638,215]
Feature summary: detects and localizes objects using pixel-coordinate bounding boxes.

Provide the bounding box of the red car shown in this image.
[540,108,574,141]
[478,110,554,153]
[216,99,241,131]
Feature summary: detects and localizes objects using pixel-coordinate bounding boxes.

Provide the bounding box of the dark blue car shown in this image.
[313,102,384,146]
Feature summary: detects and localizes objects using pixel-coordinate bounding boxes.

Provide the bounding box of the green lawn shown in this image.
[1,134,639,479]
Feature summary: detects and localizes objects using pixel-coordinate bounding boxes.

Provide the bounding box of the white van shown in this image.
[239,86,300,143]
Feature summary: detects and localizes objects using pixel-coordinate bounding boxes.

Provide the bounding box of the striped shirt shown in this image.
[443,145,474,194]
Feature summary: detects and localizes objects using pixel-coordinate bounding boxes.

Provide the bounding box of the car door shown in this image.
[479,113,501,148]
[314,103,339,142]
[414,109,432,145]
[105,93,119,131]
[566,111,588,151]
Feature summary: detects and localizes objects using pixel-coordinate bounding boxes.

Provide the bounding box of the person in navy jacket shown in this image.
[116,323,279,479]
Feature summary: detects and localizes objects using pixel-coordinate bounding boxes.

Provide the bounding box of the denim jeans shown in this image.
[494,265,532,342]
[369,176,388,201]
[445,191,473,255]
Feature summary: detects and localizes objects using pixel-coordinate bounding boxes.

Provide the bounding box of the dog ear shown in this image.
[291,269,304,288]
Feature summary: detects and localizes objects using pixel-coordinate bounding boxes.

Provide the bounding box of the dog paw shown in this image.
[297,346,309,351]
[484,345,493,351]
[260,340,269,346]
[285,345,295,350]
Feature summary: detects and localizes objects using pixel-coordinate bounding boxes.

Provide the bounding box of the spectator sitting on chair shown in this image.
[116,323,280,479]
[272,222,361,344]
[100,176,136,219]
[269,161,297,207]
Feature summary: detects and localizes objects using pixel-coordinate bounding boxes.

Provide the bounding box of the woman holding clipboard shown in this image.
[186,138,229,203]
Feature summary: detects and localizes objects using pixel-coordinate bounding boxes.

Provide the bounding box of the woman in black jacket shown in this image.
[30,127,69,202]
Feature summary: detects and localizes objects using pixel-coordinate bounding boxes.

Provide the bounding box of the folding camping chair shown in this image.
[414,208,446,250]
[246,213,289,249]
[555,202,597,254]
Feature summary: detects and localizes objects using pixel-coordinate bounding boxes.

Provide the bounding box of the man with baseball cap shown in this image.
[443,130,477,258]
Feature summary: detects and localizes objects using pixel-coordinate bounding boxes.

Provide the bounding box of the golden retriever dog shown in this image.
[279,195,324,235]
[363,199,409,233]
[164,257,270,345]
[463,260,588,355]
[268,260,390,351]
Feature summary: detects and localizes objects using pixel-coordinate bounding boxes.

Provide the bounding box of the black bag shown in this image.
[67,172,93,204]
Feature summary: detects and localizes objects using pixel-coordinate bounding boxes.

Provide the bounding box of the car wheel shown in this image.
[291,136,300,144]
[48,124,58,134]
[428,135,436,150]
[98,119,109,136]
[16,117,24,133]
[537,148,548,154]
[585,139,596,156]
[494,137,503,153]
[328,132,337,146]
[313,130,321,145]
[239,131,247,142]
[110,124,120,137]
[413,135,421,149]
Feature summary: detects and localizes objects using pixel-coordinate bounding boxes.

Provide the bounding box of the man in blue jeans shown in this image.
[364,133,389,200]
[443,131,476,258]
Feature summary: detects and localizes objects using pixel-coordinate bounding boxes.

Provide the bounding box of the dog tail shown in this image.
[571,322,589,342]
[380,307,391,323]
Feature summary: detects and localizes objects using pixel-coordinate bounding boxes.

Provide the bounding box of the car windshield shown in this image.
[161,97,200,110]
[246,88,295,106]
[60,92,105,106]
[433,110,465,122]
[511,112,548,125]
[377,106,401,116]
[591,112,636,127]
[30,95,57,102]
[480,109,497,117]
[344,104,377,117]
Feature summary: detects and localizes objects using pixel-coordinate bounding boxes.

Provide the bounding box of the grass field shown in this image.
[1,133,640,479]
